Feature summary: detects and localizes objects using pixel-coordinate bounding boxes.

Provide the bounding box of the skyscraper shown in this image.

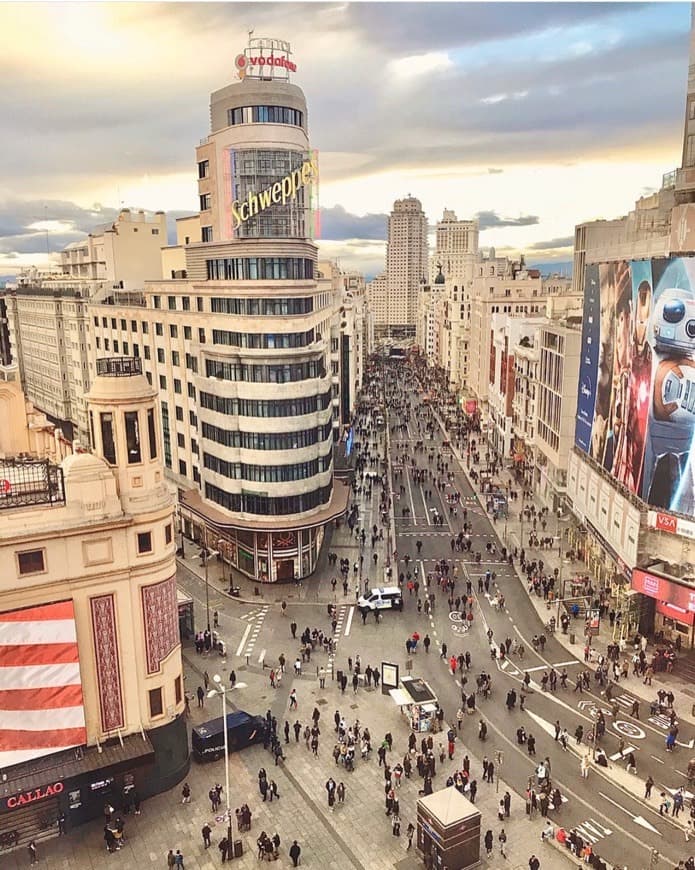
[89,36,350,583]
[383,196,428,339]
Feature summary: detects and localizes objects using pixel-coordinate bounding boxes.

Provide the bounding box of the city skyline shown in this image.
[0,1,691,278]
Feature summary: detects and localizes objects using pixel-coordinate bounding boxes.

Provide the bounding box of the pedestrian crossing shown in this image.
[242,605,269,659]
[573,818,613,844]
[328,605,348,672]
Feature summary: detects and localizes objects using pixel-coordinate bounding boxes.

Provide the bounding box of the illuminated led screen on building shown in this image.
[575,256,695,517]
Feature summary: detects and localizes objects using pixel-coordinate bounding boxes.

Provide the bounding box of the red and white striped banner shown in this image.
[0,600,86,767]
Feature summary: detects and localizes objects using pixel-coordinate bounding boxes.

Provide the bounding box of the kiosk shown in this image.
[417,786,481,869]
[389,676,439,733]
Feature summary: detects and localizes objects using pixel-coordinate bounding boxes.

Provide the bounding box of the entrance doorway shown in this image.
[276,559,295,582]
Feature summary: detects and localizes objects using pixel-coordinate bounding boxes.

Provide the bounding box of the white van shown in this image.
[357,586,403,613]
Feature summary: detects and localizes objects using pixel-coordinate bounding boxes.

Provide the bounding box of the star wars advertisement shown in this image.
[575,257,695,517]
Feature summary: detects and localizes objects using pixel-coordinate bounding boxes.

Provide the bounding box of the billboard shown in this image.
[575,257,695,517]
[631,568,695,614]
[0,600,86,768]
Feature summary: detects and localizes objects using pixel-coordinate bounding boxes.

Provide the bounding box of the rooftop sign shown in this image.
[235,37,296,82]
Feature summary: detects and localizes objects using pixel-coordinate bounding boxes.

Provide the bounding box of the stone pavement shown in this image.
[6,637,578,870]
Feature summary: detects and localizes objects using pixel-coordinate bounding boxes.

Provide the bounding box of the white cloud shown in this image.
[387,51,454,81]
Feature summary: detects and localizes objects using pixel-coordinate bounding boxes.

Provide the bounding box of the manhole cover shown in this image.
[350,703,359,710]
[317,698,328,706]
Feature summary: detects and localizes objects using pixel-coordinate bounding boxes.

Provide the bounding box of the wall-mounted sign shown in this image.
[648,510,695,539]
[632,568,695,613]
[4,781,64,810]
[231,155,318,229]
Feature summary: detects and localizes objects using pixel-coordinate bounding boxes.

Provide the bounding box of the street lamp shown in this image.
[203,549,220,631]
[207,676,247,857]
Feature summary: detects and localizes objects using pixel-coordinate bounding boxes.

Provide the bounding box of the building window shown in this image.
[174,378,182,394]
[137,531,153,554]
[157,348,165,363]
[153,296,161,309]
[170,325,178,339]
[165,523,173,545]
[17,549,45,576]
[142,321,149,334]
[159,375,167,389]
[187,383,196,399]
[175,675,182,704]
[175,405,184,422]
[182,297,190,312]
[171,351,180,367]
[168,296,177,310]
[161,401,172,468]
[177,432,185,448]
[200,193,211,211]
[100,413,117,464]
[184,325,192,340]
[152,228,159,235]
[179,459,187,476]
[147,407,158,459]
[202,226,213,243]
[149,687,163,718]
[155,323,163,336]
[144,345,151,360]
[198,328,206,344]
[124,411,142,464]
[198,159,209,179]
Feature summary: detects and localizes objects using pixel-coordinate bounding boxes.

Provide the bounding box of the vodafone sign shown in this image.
[235,37,296,81]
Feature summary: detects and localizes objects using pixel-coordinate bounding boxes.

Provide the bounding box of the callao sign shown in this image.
[232,155,318,229]
[4,781,64,810]
[235,37,296,81]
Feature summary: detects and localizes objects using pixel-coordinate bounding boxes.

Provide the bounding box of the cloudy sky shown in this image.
[0,1,691,278]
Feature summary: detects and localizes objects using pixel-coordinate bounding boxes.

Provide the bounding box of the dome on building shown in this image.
[61,450,111,481]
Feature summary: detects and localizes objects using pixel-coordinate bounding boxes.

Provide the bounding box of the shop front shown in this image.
[0,734,156,846]
[179,482,349,583]
[389,676,439,734]
[631,568,695,649]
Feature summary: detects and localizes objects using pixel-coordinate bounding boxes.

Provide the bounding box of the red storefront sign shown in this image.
[655,513,678,534]
[631,568,695,615]
[464,400,478,415]
[3,781,64,810]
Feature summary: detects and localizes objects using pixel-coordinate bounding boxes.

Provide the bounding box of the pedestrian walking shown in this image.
[174,849,185,869]
[644,775,654,799]
[498,828,508,858]
[529,856,540,870]
[181,782,191,803]
[484,829,494,857]
[289,841,301,867]
[202,823,212,849]
[406,822,415,850]
[289,689,298,709]
[196,686,204,707]
[28,841,38,865]
[580,755,589,779]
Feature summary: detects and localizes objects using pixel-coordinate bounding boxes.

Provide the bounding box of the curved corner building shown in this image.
[175,38,349,581]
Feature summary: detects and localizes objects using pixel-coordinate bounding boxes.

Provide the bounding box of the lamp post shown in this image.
[207,676,247,857]
[204,549,220,631]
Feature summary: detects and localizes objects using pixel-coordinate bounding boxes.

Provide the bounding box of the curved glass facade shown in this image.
[206,257,315,281]
[199,389,332,418]
[205,358,325,383]
[202,420,333,450]
[211,297,314,316]
[212,328,315,349]
[228,106,304,128]
[204,482,332,516]
[203,447,332,482]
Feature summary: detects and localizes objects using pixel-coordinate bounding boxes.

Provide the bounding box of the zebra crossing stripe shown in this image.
[575,819,612,843]
[609,746,637,761]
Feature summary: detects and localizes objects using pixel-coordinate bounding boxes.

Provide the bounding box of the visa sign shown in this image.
[231,156,318,229]
[648,510,695,539]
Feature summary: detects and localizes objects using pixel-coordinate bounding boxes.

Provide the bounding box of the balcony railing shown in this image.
[96,357,142,377]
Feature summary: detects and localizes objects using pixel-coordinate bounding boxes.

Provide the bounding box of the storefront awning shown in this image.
[3,733,155,798]
[389,688,412,706]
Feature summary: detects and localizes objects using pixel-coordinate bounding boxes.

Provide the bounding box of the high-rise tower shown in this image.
[384,196,428,339]
[89,37,349,584]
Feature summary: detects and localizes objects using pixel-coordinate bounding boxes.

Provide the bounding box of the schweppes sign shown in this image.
[232,155,318,229]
